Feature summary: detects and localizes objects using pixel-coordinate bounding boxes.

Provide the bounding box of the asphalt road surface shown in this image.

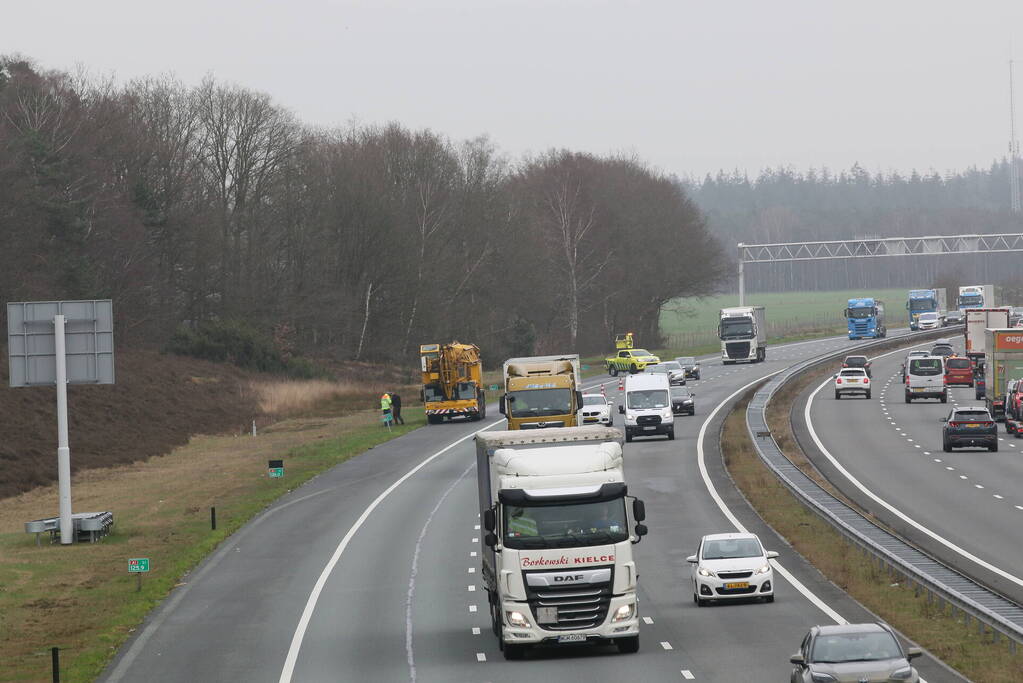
[102,331,963,683]
[799,334,1023,606]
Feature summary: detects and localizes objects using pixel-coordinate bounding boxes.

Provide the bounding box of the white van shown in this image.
[905,355,947,403]
[619,372,675,442]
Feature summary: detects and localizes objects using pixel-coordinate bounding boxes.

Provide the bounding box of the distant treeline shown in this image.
[0,57,727,364]
[686,165,1023,294]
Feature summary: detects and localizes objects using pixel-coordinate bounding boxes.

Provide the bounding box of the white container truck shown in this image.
[476,426,647,659]
[719,306,767,364]
[964,308,1011,362]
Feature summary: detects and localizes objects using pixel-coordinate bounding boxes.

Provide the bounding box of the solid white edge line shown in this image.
[277,420,502,683]
[696,372,847,625]
[805,344,1023,590]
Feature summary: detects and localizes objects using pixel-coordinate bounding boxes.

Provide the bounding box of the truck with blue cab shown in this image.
[845,298,886,340]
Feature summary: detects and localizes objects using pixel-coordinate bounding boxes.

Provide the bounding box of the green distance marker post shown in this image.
[268,459,284,479]
[128,557,149,592]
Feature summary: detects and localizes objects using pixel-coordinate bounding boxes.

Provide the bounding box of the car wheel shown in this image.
[694,593,706,607]
[630,363,638,373]
[617,636,640,654]
[990,443,999,452]
[667,428,675,441]
[835,391,841,400]
[625,430,633,443]
[905,393,912,404]
[866,391,871,399]
[689,409,695,416]
[940,392,948,404]
[764,594,775,603]
[609,364,618,377]
[943,438,951,452]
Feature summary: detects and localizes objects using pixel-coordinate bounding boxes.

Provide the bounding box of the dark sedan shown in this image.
[674,356,701,380]
[942,407,998,452]
[670,385,695,415]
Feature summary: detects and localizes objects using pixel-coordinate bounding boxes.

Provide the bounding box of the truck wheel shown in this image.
[503,643,526,660]
[427,415,443,425]
[617,636,640,654]
[940,392,948,404]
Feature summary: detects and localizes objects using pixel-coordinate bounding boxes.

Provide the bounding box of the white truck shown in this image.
[476,426,647,659]
[719,306,767,364]
[958,285,994,311]
[964,308,1011,363]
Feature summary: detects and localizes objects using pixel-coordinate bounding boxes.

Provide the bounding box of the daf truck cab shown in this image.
[618,372,674,442]
[476,427,647,659]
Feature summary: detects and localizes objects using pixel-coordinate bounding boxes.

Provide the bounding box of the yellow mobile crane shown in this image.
[420,342,486,424]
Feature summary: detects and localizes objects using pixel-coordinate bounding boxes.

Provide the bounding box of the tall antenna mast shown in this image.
[1011,59,1021,213]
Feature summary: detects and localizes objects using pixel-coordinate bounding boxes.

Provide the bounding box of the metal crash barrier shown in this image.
[25,511,114,545]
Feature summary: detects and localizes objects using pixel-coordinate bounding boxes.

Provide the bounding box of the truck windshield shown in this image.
[627,389,668,409]
[503,498,629,549]
[423,383,445,402]
[959,295,983,306]
[507,388,572,417]
[910,299,934,311]
[847,308,874,319]
[719,319,753,339]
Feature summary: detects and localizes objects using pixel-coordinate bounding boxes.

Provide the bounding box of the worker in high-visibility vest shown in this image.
[507,509,538,537]
[381,393,393,426]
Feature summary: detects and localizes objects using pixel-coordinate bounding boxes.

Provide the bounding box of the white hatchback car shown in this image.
[834,368,871,399]
[687,533,777,605]
[579,393,612,426]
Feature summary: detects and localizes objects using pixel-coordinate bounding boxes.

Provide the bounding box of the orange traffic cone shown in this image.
[618,377,624,392]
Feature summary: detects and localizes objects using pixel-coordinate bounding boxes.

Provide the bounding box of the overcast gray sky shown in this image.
[3,1,1022,178]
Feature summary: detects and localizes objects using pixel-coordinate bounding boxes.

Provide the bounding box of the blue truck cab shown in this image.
[845,298,886,340]
[907,289,939,330]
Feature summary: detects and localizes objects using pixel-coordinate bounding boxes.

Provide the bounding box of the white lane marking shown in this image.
[1016,506,1023,510]
[975,484,985,489]
[470,551,477,557]
[960,475,968,480]
[474,524,480,530]
[806,363,1023,591]
[697,373,847,624]
[469,605,478,613]
[642,616,654,624]
[914,445,921,448]
[476,652,486,662]
[277,421,501,683]
[995,494,1004,499]
[934,458,941,462]
[406,461,475,682]
[468,585,476,592]
[468,567,476,573]
[471,537,478,543]
[472,627,480,635]
[682,671,696,680]
[924,452,931,455]
[946,467,955,471]
[660,641,673,650]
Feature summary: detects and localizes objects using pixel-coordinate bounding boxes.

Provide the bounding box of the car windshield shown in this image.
[583,395,606,406]
[918,313,939,321]
[953,410,991,421]
[931,346,952,355]
[670,386,691,398]
[503,499,629,549]
[847,307,874,319]
[677,357,696,365]
[627,389,668,409]
[844,357,867,366]
[720,319,753,339]
[506,388,572,417]
[947,358,970,369]
[811,631,902,664]
[702,537,763,560]
[632,349,653,356]
[910,299,934,311]
[910,358,942,375]
[658,362,682,371]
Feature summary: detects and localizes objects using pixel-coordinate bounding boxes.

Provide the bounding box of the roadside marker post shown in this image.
[51,646,59,683]
[128,557,150,592]
[268,459,285,478]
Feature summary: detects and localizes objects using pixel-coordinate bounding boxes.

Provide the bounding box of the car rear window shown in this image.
[954,410,991,421]
[909,358,943,375]
[839,369,866,377]
[947,358,970,369]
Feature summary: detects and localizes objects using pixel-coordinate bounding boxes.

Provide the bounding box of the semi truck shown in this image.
[719,306,766,364]
[958,285,994,310]
[906,288,946,330]
[845,297,887,339]
[964,308,1011,364]
[500,355,582,429]
[984,329,1023,421]
[420,342,486,424]
[475,427,647,659]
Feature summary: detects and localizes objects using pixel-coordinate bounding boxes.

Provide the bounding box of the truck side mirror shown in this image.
[484,533,498,548]
[499,396,506,415]
[634,523,647,538]
[482,508,496,532]
[618,404,625,415]
[632,499,646,522]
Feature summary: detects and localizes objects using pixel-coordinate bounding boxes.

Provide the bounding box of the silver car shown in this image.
[647,360,686,385]
[790,623,921,683]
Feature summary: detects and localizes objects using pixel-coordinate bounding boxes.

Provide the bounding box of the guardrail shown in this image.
[743,327,1023,651]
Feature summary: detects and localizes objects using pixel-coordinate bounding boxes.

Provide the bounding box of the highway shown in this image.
[102,332,963,683]
[798,333,1023,606]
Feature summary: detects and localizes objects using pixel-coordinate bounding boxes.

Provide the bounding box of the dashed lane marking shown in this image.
[476,652,486,662]
[642,616,654,625]
[468,585,476,592]
[469,605,477,613]
[468,567,475,573]
[660,641,673,650]
[472,627,480,635]
[681,672,696,681]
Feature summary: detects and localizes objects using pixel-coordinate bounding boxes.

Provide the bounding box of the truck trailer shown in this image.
[984,329,1023,422]
[964,308,1011,364]
[476,427,647,659]
[719,306,766,364]
[845,297,886,339]
[500,355,582,429]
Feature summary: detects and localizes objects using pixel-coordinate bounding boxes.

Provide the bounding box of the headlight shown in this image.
[662,408,672,419]
[890,666,914,680]
[810,673,837,683]
[505,610,529,628]
[683,399,693,405]
[755,563,771,575]
[697,566,715,578]
[611,603,635,623]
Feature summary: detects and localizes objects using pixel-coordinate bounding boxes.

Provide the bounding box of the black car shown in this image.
[842,354,871,377]
[943,310,964,326]
[670,385,695,415]
[975,362,987,400]
[674,356,701,380]
[942,407,997,452]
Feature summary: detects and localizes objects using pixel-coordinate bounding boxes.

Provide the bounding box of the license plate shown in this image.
[725,582,749,590]
[557,634,586,643]
[643,426,656,431]
[584,418,597,423]
[965,423,980,428]
[846,379,859,383]
[537,607,558,624]
[912,387,927,392]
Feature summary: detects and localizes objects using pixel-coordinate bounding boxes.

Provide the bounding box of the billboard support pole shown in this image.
[54,314,73,545]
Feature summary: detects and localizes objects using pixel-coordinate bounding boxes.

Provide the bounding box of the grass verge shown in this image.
[721,394,1023,682]
[0,407,425,682]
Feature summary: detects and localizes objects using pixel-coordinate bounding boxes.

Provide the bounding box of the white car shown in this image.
[579,393,612,426]
[916,311,941,330]
[687,532,777,605]
[834,368,871,399]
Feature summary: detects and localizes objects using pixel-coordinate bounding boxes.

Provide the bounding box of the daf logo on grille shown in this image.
[553,574,585,583]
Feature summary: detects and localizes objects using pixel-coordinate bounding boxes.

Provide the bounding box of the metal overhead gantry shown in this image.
[736,233,1023,305]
